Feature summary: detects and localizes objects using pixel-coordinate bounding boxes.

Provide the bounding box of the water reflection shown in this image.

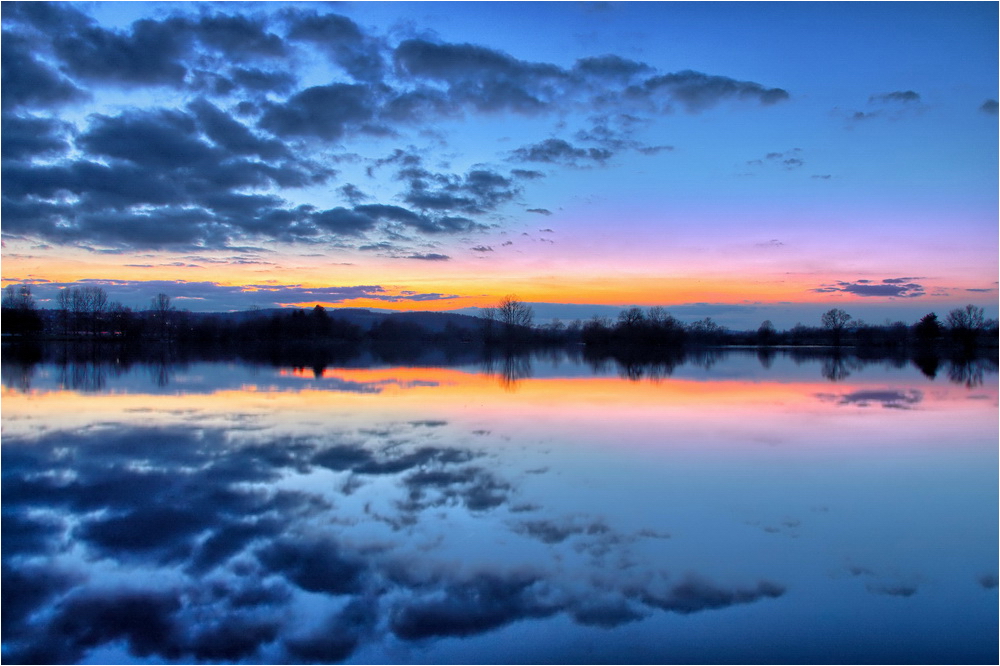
[2,345,997,664]
[3,343,996,394]
[2,421,791,664]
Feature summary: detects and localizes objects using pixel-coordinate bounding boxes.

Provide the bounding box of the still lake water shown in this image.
[2,347,997,664]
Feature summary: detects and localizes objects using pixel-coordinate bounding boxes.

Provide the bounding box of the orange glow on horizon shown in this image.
[2,238,988,312]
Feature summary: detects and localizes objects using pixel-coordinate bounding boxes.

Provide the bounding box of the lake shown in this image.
[2,346,997,664]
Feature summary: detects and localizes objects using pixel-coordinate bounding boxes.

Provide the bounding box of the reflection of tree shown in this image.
[911,354,940,379]
[60,361,107,392]
[821,354,853,382]
[581,347,684,382]
[947,357,990,388]
[481,350,533,391]
[687,349,721,370]
[756,348,776,369]
[1,357,38,393]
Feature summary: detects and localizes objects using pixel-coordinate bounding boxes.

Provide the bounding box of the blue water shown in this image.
[2,349,996,664]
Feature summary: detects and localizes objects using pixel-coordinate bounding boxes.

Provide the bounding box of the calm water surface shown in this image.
[2,348,997,664]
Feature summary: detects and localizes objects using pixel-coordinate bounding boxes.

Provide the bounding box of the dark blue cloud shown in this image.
[812,279,926,298]
[869,90,921,104]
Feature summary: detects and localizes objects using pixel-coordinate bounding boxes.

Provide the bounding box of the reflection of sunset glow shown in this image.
[5,368,995,451]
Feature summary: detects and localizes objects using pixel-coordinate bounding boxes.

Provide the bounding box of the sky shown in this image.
[1,1,997,329]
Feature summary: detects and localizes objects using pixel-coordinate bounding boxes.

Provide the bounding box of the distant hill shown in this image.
[174,307,485,333]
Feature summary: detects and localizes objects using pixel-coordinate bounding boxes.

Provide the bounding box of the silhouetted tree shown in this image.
[618,306,645,328]
[821,308,852,346]
[150,293,175,340]
[757,320,777,346]
[57,287,72,335]
[913,313,942,346]
[484,295,533,341]
[1,283,43,336]
[479,305,498,341]
[688,317,725,345]
[946,304,987,351]
[497,294,533,328]
[581,316,613,345]
[311,305,332,337]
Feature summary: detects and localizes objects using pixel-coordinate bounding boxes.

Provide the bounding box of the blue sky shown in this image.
[2,1,997,328]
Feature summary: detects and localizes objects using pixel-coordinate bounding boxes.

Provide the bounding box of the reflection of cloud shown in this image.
[628,575,785,614]
[816,389,923,409]
[513,517,611,544]
[977,574,998,589]
[258,537,367,594]
[390,571,558,639]
[409,419,448,427]
[2,421,788,662]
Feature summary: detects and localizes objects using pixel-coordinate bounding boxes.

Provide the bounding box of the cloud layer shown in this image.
[2,3,789,252]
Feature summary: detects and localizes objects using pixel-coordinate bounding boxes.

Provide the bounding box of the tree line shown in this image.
[2,284,996,354]
[473,297,996,354]
[2,284,179,340]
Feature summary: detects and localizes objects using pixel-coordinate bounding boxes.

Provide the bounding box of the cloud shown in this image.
[812,279,926,298]
[286,11,386,82]
[405,253,450,261]
[747,149,804,170]
[471,245,494,252]
[393,38,568,114]
[850,110,880,122]
[980,99,998,115]
[0,32,87,110]
[259,83,376,140]
[229,66,297,93]
[869,90,920,104]
[7,279,459,310]
[1,114,73,161]
[573,54,652,80]
[527,208,552,215]
[626,70,789,112]
[510,138,612,166]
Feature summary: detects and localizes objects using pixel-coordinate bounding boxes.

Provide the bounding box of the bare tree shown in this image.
[617,306,645,328]
[946,304,986,331]
[2,283,35,310]
[479,305,498,340]
[150,293,175,340]
[821,308,852,346]
[947,304,987,350]
[496,294,533,330]
[1,284,43,335]
[57,288,72,335]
